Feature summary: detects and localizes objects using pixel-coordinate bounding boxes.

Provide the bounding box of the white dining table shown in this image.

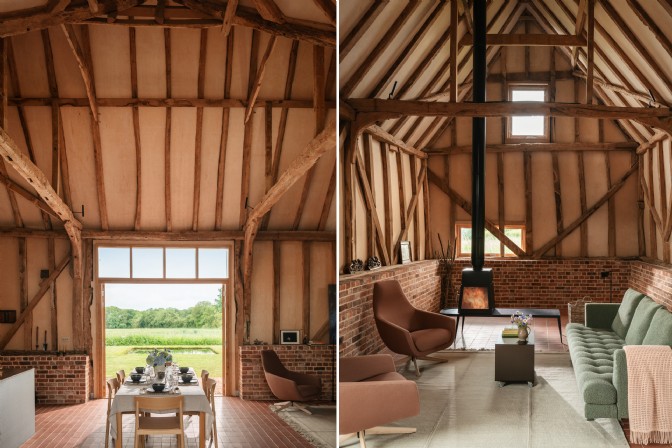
[110,377,213,448]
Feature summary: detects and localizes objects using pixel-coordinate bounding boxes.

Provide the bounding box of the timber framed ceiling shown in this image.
[0,0,336,234]
[340,0,672,150]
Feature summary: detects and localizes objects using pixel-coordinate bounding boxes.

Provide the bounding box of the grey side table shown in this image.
[495,330,535,387]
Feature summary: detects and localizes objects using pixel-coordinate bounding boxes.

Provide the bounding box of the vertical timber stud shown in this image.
[193,29,207,231]
[272,241,280,344]
[20,239,30,348]
[302,242,310,342]
[648,149,658,258]
[638,152,646,257]
[164,28,172,232]
[342,124,354,268]
[239,31,259,228]
[363,134,376,257]
[585,0,595,104]
[0,38,6,130]
[381,143,393,258]
[410,156,420,261]
[130,27,142,231]
[216,29,234,231]
[658,141,669,262]
[422,158,432,258]
[450,0,458,103]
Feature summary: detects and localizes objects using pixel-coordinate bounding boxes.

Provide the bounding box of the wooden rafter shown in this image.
[0,0,140,37]
[340,0,389,61]
[450,0,458,104]
[221,0,238,36]
[365,125,426,159]
[340,0,421,98]
[317,163,336,231]
[239,30,260,227]
[533,160,640,258]
[8,97,334,109]
[585,0,594,104]
[637,132,668,155]
[180,0,334,47]
[457,0,473,35]
[252,0,285,24]
[244,35,277,123]
[427,142,638,154]
[61,24,99,121]
[392,159,427,264]
[460,33,586,47]
[311,0,335,26]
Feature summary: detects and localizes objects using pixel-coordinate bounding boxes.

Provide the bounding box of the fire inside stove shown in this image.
[461,287,489,310]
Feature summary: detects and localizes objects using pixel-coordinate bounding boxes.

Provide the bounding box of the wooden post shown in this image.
[363,134,376,257]
[585,0,595,104]
[192,29,207,231]
[648,149,657,258]
[215,30,234,231]
[524,152,532,254]
[450,0,458,103]
[272,241,280,344]
[302,242,310,341]
[164,28,172,232]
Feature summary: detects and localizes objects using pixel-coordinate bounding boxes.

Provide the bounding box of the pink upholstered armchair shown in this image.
[373,279,456,375]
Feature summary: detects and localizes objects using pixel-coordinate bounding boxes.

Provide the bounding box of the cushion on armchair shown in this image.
[611,289,646,339]
[642,308,672,346]
[625,298,663,345]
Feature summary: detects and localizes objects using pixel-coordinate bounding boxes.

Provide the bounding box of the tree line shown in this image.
[106,299,222,329]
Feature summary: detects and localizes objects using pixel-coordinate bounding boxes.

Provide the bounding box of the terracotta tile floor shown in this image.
[22,397,316,448]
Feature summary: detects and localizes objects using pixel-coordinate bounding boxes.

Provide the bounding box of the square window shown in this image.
[507,85,549,142]
[198,248,229,279]
[98,247,130,278]
[166,248,196,278]
[132,248,163,278]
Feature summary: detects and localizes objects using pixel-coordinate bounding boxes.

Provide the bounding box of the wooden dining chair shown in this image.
[205,378,219,448]
[105,378,120,448]
[116,369,126,385]
[201,370,209,393]
[134,395,185,448]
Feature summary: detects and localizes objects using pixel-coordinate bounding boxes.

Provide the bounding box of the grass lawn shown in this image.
[105,328,223,379]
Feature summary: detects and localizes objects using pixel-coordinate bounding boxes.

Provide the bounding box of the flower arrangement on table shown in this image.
[146,348,173,372]
[511,311,533,329]
[511,311,533,342]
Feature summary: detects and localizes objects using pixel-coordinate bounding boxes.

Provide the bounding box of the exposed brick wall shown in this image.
[0,352,89,404]
[239,344,335,401]
[339,261,442,358]
[446,259,631,309]
[629,260,672,310]
[339,259,636,359]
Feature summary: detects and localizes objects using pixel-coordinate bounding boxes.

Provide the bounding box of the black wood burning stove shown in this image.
[458,0,495,316]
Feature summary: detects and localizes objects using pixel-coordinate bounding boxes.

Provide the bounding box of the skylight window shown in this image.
[507,85,549,142]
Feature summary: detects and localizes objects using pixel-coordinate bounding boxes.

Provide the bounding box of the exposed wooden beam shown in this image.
[354,150,390,265]
[350,99,671,121]
[180,0,335,47]
[0,0,140,37]
[585,0,594,104]
[61,24,98,121]
[0,38,6,130]
[365,125,427,159]
[130,27,142,231]
[369,1,446,98]
[626,0,672,60]
[311,0,336,26]
[450,0,458,104]
[244,35,277,124]
[215,30,234,231]
[427,142,638,154]
[460,33,586,47]
[429,170,526,257]
[87,0,99,13]
[221,0,238,36]
[392,160,426,264]
[317,163,336,231]
[239,31,259,228]
[0,172,59,220]
[252,0,285,24]
[241,121,335,341]
[302,241,310,339]
[457,0,473,35]
[575,0,587,36]
[571,71,665,108]
[533,160,639,258]
[262,39,299,231]
[192,29,207,231]
[19,238,30,348]
[272,241,280,344]
[340,0,421,98]
[164,28,172,232]
[8,97,334,109]
[636,132,668,155]
[154,0,166,24]
[0,251,70,350]
[340,0,389,61]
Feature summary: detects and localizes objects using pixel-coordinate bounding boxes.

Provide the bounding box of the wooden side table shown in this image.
[495,330,535,387]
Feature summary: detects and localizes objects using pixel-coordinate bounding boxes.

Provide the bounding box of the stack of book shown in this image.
[501,326,519,338]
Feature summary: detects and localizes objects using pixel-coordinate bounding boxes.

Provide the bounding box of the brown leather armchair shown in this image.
[339,354,420,447]
[261,349,321,414]
[373,279,456,376]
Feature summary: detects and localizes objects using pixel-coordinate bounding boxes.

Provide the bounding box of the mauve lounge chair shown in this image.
[261,349,321,414]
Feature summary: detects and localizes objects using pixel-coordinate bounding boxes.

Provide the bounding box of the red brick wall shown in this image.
[339,261,442,358]
[339,259,634,358]
[629,260,672,310]
[0,352,89,404]
[239,344,335,401]
[447,259,631,309]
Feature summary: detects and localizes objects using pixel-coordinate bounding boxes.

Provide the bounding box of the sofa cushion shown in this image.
[624,298,663,345]
[611,289,646,339]
[365,371,406,382]
[566,325,623,405]
[410,328,452,352]
[642,308,672,346]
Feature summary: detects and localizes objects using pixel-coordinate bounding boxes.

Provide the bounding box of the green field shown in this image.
[105,328,223,379]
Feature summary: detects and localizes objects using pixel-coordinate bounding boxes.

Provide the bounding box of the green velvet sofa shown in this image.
[566,289,672,420]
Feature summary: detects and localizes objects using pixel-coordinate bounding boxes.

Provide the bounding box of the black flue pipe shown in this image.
[471,0,487,271]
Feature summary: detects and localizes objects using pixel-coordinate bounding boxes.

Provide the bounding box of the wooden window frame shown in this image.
[455,222,526,258]
[506,83,550,143]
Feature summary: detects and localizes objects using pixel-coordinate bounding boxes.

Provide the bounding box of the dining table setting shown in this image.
[109,363,213,448]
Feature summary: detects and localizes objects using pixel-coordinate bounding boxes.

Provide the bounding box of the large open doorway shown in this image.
[93,242,234,398]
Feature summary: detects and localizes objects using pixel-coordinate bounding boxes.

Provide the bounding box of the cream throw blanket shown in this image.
[623,345,672,445]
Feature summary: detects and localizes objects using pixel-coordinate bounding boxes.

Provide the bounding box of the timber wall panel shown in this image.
[138,108,167,231]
